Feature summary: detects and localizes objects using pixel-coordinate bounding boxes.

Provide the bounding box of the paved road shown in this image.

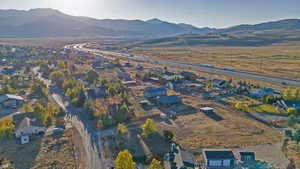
[67,43,300,88]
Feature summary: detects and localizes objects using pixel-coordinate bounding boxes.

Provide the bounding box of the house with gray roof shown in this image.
[203,149,236,169]
[13,113,46,140]
[165,143,199,169]
[0,94,24,108]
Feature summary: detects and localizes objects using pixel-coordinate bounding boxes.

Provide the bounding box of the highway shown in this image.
[68,43,300,88]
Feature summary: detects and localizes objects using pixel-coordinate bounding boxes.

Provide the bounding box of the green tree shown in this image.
[294,128,300,142]
[50,71,65,88]
[86,70,99,84]
[30,80,48,97]
[115,150,135,169]
[33,103,46,122]
[148,159,163,169]
[287,115,298,127]
[116,103,129,122]
[0,49,8,56]
[0,85,16,94]
[163,130,174,141]
[205,80,213,90]
[141,119,157,138]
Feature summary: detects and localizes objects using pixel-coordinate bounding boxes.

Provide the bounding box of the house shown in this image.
[0,94,24,108]
[117,71,131,81]
[122,81,137,86]
[284,100,300,110]
[240,152,255,162]
[166,82,174,90]
[152,67,165,74]
[87,86,107,99]
[165,143,199,169]
[0,158,13,169]
[203,150,236,169]
[136,64,144,70]
[144,88,167,98]
[250,88,274,98]
[213,79,228,88]
[156,95,182,106]
[180,71,197,81]
[13,113,46,139]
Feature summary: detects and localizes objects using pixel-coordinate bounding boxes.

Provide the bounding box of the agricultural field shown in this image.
[129,44,300,80]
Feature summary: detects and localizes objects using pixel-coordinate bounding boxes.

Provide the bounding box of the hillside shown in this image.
[119,19,300,47]
[0,8,214,38]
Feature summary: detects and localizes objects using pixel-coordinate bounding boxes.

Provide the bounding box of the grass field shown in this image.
[130,44,300,80]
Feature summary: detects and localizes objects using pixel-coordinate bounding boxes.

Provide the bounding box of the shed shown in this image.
[200,107,214,113]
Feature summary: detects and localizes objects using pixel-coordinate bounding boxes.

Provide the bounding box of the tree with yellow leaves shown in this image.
[0,118,15,139]
[287,107,297,114]
[141,118,157,138]
[148,159,163,169]
[115,150,135,169]
[117,123,128,135]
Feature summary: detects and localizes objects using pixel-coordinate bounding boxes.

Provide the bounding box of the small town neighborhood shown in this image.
[0,42,299,169]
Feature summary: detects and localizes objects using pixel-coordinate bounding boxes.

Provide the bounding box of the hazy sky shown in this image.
[0,0,300,28]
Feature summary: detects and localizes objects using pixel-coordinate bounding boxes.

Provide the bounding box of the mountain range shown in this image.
[123,19,300,47]
[0,8,300,47]
[0,8,215,38]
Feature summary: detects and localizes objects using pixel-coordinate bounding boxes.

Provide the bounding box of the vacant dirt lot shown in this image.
[0,129,76,169]
[31,129,76,169]
[157,95,281,150]
[0,136,42,169]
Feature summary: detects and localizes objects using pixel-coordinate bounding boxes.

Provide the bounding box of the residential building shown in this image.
[203,150,236,169]
[213,79,228,88]
[180,71,197,81]
[250,88,274,98]
[13,113,46,139]
[0,94,24,108]
[144,88,167,98]
[165,143,199,169]
[240,152,256,162]
[156,95,182,106]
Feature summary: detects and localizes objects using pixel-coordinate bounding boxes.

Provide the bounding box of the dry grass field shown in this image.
[31,129,76,169]
[131,44,300,80]
[0,129,76,169]
[157,95,281,150]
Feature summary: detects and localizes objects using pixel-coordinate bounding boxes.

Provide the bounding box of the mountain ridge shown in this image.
[0,8,215,38]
